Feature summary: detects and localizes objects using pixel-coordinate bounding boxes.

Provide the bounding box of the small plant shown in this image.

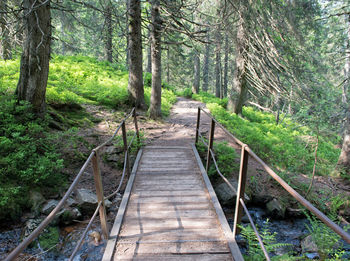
[304,211,344,260]
[239,219,294,260]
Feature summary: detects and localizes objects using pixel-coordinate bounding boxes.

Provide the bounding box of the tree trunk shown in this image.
[146,24,152,73]
[223,34,229,98]
[15,0,51,116]
[338,14,350,172]
[127,0,145,108]
[167,47,170,83]
[215,30,221,98]
[202,32,210,92]
[0,0,12,60]
[149,0,162,119]
[125,0,130,69]
[228,2,248,116]
[192,52,200,94]
[105,1,113,63]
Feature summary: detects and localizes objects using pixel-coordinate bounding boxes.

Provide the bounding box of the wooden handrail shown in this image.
[5,107,140,261]
[195,107,350,252]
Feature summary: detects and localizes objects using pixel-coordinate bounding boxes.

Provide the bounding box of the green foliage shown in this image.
[0,97,64,221]
[239,220,294,260]
[177,87,192,98]
[192,91,228,108]
[304,212,346,260]
[38,226,60,251]
[196,141,238,178]
[192,91,340,176]
[144,72,152,87]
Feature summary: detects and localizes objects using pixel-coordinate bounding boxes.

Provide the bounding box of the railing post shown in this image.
[233,144,249,237]
[122,120,130,175]
[195,107,201,144]
[133,108,140,144]
[206,119,215,173]
[91,150,109,240]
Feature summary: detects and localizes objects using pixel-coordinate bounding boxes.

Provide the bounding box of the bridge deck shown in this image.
[102,145,243,261]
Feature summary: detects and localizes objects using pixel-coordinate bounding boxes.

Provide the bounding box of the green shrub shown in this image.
[0,97,64,221]
[196,141,238,178]
[144,87,177,117]
[177,88,192,98]
[192,91,340,176]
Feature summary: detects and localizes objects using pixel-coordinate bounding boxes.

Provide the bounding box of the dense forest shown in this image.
[1,0,350,260]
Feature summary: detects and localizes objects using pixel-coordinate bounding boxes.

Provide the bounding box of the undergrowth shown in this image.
[189,91,339,176]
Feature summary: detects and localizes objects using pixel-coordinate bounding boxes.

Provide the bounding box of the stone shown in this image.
[266,198,286,219]
[66,197,78,208]
[305,253,320,259]
[76,189,112,215]
[21,218,43,241]
[41,200,59,215]
[301,235,318,253]
[29,191,46,215]
[59,208,82,225]
[214,178,250,206]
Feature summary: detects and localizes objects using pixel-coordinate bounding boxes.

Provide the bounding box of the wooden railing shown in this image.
[5,108,140,261]
[195,107,350,260]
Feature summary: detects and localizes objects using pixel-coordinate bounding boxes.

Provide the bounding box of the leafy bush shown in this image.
[144,87,177,117]
[192,91,228,108]
[177,88,192,98]
[196,141,238,178]
[192,91,340,176]
[0,97,64,221]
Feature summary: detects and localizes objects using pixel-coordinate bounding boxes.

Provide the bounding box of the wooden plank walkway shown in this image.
[102,145,243,261]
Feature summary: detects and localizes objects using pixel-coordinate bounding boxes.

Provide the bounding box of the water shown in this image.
[0,223,106,260]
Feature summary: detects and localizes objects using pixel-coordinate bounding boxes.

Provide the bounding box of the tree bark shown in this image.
[215,30,221,98]
[338,14,350,172]
[0,0,12,60]
[146,24,152,73]
[105,1,113,63]
[125,0,130,69]
[127,0,145,108]
[192,52,200,94]
[167,46,170,83]
[223,34,229,98]
[228,1,248,116]
[202,31,210,92]
[16,0,51,116]
[149,0,162,119]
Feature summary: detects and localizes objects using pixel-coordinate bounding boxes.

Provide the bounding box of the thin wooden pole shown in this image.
[92,150,109,239]
[195,107,201,144]
[133,108,140,144]
[206,119,215,173]
[233,145,249,237]
[122,121,130,175]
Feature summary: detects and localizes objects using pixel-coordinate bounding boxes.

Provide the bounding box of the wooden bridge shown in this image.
[6,106,350,261]
[102,145,243,260]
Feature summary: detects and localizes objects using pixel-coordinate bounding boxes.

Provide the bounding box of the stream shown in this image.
[1,207,349,260]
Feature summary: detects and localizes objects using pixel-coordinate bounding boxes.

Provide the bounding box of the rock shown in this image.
[76,189,112,215]
[214,178,250,206]
[41,200,59,215]
[22,219,42,238]
[59,208,82,225]
[305,253,320,259]
[106,154,121,162]
[29,191,46,215]
[66,197,78,208]
[301,235,318,253]
[266,198,286,219]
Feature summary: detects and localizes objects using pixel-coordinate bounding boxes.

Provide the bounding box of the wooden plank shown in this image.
[114,253,233,261]
[135,174,201,181]
[144,146,190,150]
[126,202,212,211]
[133,184,204,191]
[137,171,200,175]
[102,149,143,261]
[138,167,195,172]
[115,241,230,256]
[121,217,219,230]
[192,145,244,261]
[130,190,206,197]
[127,195,208,204]
[134,179,202,186]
